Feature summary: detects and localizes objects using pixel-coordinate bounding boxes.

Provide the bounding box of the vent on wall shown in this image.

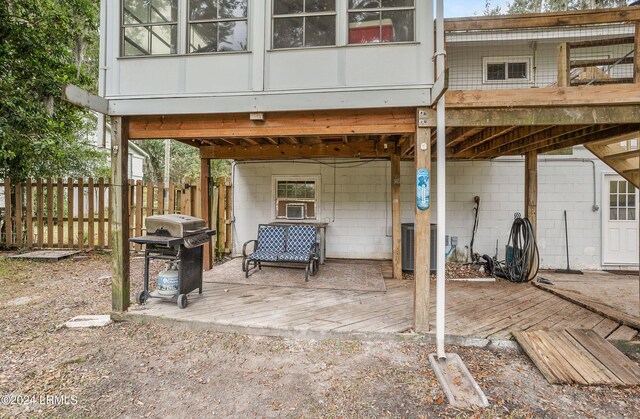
[286,204,305,220]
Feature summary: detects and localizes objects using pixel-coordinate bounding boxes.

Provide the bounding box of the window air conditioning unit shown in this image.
[285,204,305,220]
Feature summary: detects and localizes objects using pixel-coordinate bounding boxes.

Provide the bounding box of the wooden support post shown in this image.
[525,151,538,236]
[391,153,402,280]
[557,42,571,87]
[635,22,640,84]
[200,158,212,270]
[111,116,130,313]
[414,109,431,333]
[3,179,10,248]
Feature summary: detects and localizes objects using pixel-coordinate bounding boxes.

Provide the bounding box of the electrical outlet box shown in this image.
[451,236,458,246]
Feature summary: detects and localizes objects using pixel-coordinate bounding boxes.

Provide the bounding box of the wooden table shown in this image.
[269,221,328,264]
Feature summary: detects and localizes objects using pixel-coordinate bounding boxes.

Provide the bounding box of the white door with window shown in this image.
[602,175,639,265]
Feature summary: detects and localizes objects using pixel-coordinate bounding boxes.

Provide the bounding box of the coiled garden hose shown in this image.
[493,217,539,283]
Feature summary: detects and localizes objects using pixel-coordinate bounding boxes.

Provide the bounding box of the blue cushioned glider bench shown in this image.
[242,224,320,282]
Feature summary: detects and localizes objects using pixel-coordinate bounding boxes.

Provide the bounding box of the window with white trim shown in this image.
[483,56,532,83]
[122,0,178,56]
[347,0,415,44]
[188,0,248,53]
[274,177,319,220]
[272,0,337,49]
[609,180,636,221]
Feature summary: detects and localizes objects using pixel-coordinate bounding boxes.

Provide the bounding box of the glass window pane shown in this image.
[619,209,627,220]
[149,25,177,54]
[151,0,178,23]
[610,193,617,208]
[487,63,505,81]
[273,17,304,48]
[190,0,217,20]
[305,15,336,46]
[349,12,381,44]
[350,0,381,8]
[219,0,248,18]
[382,0,413,7]
[609,208,617,221]
[278,184,286,198]
[508,62,527,79]
[189,23,218,53]
[274,0,304,14]
[218,21,248,50]
[306,0,335,12]
[124,0,149,24]
[610,180,617,193]
[382,10,413,42]
[123,26,150,56]
[619,194,627,207]
[628,209,636,220]
[619,181,627,193]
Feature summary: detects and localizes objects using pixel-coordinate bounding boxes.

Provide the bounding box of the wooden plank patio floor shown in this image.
[128,277,636,341]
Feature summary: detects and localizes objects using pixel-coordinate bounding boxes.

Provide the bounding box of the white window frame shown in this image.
[272,175,321,220]
[482,56,533,84]
[271,0,338,49]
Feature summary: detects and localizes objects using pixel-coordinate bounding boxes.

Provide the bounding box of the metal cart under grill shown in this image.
[130,214,215,309]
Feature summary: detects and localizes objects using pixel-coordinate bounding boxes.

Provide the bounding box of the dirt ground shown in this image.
[1,253,639,418]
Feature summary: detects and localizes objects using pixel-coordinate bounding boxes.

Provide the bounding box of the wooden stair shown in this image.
[585,133,639,188]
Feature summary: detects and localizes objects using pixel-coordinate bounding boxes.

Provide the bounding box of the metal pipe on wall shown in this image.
[435,0,447,360]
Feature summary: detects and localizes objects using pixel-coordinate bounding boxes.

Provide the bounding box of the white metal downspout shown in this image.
[98,0,107,146]
[435,0,446,360]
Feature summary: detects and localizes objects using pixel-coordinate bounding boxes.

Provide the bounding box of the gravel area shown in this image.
[0,252,638,418]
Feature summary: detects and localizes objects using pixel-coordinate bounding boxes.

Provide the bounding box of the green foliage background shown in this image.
[0,0,110,182]
[485,0,630,14]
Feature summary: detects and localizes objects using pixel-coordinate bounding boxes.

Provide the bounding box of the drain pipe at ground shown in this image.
[435,0,446,361]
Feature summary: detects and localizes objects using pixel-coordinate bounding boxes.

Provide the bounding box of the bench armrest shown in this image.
[242,240,257,257]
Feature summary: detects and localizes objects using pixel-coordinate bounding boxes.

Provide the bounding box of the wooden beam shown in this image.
[200,158,212,271]
[635,22,640,84]
[470,126,554,158]
[111,116,130,313]
[558,43,570,87]
[451,126,516,155]
[444,106,640,126]
[414,109,431,333]
[444,6,640,32]
[200,141,395,160]
[568,36,635,49]
[62,84,110,114]
[129,108,416,140]
[446,85,640,109]
[391,154,402,280]
[489,125,586,157]
[533,125,640,155]
[571,57,634,69]
[525,151,538,237]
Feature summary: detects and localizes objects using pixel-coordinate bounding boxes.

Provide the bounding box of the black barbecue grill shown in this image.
[130,214,215,309]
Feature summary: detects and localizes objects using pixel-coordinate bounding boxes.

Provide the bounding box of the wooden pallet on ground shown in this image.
[513,328,640,386]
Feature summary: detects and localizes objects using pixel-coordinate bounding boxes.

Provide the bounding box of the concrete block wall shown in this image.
[232,147,612,269]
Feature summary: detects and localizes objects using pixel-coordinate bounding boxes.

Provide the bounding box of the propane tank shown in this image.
[157,262,179,295]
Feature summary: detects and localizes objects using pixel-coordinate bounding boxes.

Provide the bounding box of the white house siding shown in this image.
[232,147,613,270]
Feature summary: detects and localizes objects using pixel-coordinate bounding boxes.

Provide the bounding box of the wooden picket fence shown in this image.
[0,177,233,253]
